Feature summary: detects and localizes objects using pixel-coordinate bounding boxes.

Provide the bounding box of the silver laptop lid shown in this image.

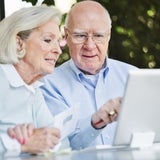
[113,69,160,147]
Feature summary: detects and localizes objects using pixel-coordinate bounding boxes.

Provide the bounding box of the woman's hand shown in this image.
[8,123,34,144]
[21,127,61,154]
[8,123,61,154]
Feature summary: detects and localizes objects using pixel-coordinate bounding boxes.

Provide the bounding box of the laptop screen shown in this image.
[113,69,160,147]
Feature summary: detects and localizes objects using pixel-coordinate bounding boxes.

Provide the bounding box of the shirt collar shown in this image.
[0,64,43,93]
[69,58,109,82]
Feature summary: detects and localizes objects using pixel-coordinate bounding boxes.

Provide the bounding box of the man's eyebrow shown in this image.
[73,29,109,33]
[72,29,87,33]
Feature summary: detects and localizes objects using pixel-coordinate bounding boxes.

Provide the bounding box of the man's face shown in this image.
[66,8,111,75]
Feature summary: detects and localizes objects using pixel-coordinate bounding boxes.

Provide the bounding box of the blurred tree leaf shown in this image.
[42,0,54,6]
[22,0,160,68]
[22,0,54,5]
[22,0,38,5]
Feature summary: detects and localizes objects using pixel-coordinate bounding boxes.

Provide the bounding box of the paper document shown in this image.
[49,105,79,152]
[54,105,79,140]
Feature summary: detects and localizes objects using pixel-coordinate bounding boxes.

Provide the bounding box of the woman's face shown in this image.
[21,19,62,76]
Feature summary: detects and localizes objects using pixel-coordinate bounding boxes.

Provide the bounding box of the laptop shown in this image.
[113,69,160,148]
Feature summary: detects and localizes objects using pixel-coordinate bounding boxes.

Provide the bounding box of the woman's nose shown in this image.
[52,41,62,55]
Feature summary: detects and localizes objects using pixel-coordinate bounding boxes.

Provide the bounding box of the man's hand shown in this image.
[91,97,122,129]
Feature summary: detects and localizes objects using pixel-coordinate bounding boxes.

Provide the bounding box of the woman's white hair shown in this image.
[0,5,62,64]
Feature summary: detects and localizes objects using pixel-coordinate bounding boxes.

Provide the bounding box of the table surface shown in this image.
[2,144,160,160]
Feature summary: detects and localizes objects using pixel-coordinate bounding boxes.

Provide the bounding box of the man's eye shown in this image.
[94,34,104,38]
[74,34,86,38]
[44,39,51,43]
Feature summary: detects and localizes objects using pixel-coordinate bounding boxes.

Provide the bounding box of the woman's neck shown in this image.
[14,61,42,85]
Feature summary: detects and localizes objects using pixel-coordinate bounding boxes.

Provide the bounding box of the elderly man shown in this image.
[41,0,138,150]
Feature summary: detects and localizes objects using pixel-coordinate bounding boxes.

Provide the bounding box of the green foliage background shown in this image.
[23,0,160,68]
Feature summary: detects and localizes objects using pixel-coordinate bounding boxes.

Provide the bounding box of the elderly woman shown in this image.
[0,5,63,155]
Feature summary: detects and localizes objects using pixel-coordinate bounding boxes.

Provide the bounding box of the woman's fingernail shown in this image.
[23,139,26,144]
[18,138,23,144]
[11,135,15,139]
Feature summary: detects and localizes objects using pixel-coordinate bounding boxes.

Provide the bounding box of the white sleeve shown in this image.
[0,133,21,156]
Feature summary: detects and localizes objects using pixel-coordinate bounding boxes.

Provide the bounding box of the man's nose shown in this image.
[84,36,96,49]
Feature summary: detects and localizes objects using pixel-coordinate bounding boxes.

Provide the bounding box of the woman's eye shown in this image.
[44,39,51,43]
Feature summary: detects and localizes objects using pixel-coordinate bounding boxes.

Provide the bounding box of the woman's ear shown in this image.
[16,36,24,51]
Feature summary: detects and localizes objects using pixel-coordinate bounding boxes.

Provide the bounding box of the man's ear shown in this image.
[64,27,68,39]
